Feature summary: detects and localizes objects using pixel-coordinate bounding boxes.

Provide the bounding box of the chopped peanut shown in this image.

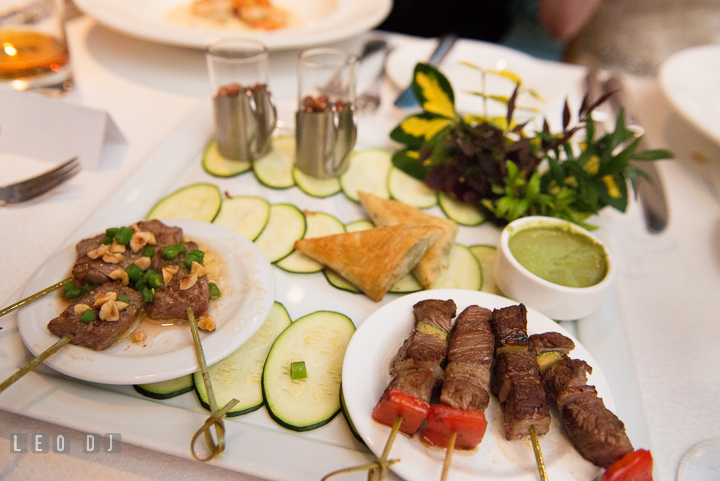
[190,261,207,277]
[129,223,141,233]
[135,256,152,270]
[110,241,126,254]
[162,266,179,285]
[102,252,123,264]
[132,331,147,343]
[130,231,157,252]
[73,304,92,315]
[94,291,117,307]
[87,244,110,260]
[99,301,120,322]
[180,274,198,290]
[109,269,130,286]
[197,315,216,331]
[115,301,129,312]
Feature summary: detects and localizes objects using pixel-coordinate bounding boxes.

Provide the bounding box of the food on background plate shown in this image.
[168,0,293,30]
[294,224,443,302]
[358,191,459,290]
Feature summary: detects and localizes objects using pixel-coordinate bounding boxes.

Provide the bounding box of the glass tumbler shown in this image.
[0,0,71,91]
[206,38,277,162]
[296,48,358,179]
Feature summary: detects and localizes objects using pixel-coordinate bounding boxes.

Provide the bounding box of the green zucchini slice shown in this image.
[276,211,345,274]
[469,244,498,294]
[293,167,342,198]
[252,135,296,189]
[134,375,194,400]
[202,139,252,177]
[340,148,392,203]
[262,310,355,432]
[212,195,270,241]
[437,192,485,226]
[146,183,222,222]
[194,302,292,416]
[433,243,483,290]
[387,166,437,209]
[253,203,306,263]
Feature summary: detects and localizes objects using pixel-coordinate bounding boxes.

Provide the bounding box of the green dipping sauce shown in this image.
[508,226,608,288]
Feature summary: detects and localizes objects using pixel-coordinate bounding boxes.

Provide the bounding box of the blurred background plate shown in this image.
[73,0,392,50]
[659,44,720,145]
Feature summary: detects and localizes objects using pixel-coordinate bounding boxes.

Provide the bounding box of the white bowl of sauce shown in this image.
[494,216,615,321]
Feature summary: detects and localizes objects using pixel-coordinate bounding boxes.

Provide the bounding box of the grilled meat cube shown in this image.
[504,376,552,440]
[491,304,529,352]
[491,351,540,403]
[542,357,592,405]
[412,299,457,333]
[448,329,494,364]
[561,394,634,468]
[147,241,209,320]
[528,332,576,356]
[388,367,437,403]
[134,220,183,247]
[440,362,492,411]
[47,284,143,351]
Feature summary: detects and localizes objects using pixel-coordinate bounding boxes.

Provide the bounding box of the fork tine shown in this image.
[12,157,79,191]
[9,156,80,203]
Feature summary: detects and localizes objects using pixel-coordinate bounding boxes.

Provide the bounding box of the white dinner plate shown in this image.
[17,219,275,385]
[73,0,392,50]
[343,289,611,481]
[659,44,720,145]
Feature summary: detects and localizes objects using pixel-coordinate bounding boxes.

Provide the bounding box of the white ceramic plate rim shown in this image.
[659,43,720,145]
[73,0,392,50]
[343,289,610,481]
[17,219,275,385]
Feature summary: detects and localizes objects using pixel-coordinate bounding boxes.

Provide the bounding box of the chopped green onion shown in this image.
[147,273,162,289]
[290,361,307,380]
[142,287,155,303]
[117,296,130,303]
[161,245,180,261]
[188,249,204,261]
[143,246,155,258]
[62,282,94,300]
[100,236,113,245]
[135,279,147,292]
[113,226,133,245]
[177,243,187,255]
[142,269,157,282]
[208,283,221,300]
[79,309,96,323]
[125,264,143,282]
[183,254,202,270]
[105,227,119,238]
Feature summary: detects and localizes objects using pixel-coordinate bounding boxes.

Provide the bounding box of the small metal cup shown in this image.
[295,48,358,179]
[206,38,277,162]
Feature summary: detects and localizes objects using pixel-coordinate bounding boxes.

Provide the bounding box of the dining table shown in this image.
[1,8,720,481]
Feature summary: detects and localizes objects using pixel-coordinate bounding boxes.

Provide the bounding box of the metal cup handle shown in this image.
[323,106,357,177]
[249,86,277,159]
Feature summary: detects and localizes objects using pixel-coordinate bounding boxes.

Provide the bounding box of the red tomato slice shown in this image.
[371,389,430,435]
[422,404,488,450]
[601,449,653,481]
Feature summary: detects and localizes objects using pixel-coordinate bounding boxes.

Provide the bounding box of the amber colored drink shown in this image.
[0,30,69,80]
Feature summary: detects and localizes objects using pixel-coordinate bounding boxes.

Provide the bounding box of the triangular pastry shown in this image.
[294,224,443,302]
[358,191,459,289]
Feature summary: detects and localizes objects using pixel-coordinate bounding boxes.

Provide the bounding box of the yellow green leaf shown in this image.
[413,64,456,118]
[488,69,523,84]
[400,116,452,141]
[603,175,621,198]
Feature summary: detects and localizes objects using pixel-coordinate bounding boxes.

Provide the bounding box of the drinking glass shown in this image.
[295,48,357,179]
[206,38,276,162]
[0,0,72,91]
[678,438,720,481]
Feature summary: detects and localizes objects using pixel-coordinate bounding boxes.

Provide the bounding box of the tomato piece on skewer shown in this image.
[422,404,488,450]
[371,389,430,435]
[601,449,653,481]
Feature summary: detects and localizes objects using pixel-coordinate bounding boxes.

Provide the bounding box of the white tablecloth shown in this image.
[2,13,720,481]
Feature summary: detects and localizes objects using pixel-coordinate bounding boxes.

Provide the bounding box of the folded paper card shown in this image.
[0,90,126,171]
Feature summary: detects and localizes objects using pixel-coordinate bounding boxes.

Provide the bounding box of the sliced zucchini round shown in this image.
[253,203,306,263]
[470,244,498,294]
[146,183,222,222]
[202,139,252,177]
[387,167,438,209]
[389,273,423,294]
[276,211,345,274]
[324,269,361,294]
[340,385,365,445]
[340,148,392,203]
[252,135,296,189]
[134,375,194,400]
[293,167,341,198]
[212,195,270,241]
[433,243,483,290]
[262,310,356,432]
[344,219,374,232]
[437,192,485,226]
[194,301,292,416]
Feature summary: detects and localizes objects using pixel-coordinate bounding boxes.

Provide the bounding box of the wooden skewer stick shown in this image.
[0,277,73,318]
[187,308,239,462]
[529,424,548,481]
[440,431,457,481]
[0,333,74,394]
[368,415,403,481]
[321,459,400,481]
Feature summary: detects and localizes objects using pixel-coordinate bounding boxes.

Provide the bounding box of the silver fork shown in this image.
[0,156,80,206]
[357,46,394,113]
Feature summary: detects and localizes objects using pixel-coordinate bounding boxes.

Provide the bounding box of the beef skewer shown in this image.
[490,304,551,481]
[421,305,493,481]
[528,332,652,479]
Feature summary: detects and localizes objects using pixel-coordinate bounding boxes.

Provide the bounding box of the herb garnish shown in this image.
[390,63,673,229]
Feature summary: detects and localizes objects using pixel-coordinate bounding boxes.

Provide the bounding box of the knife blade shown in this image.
[603,75,669,233]
[393,33,458,109]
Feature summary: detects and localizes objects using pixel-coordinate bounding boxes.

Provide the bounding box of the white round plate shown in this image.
[343,289,610,481]
[17,219,275,385]
[73,0,391,50]
[385,39,586,128]
[659,44,720,145]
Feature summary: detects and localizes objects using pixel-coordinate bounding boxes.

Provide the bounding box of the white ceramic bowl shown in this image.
[493,216,615,321]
